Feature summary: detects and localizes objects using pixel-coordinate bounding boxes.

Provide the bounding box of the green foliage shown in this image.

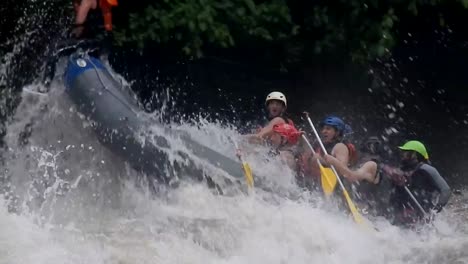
[115,0,296,57]
[304,1,400,63]
[114,0,468,65]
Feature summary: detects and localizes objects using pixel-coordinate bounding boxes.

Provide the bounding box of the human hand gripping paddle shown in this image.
[302,112,365,225]
[234,142,254,189]
[300,134,337,196]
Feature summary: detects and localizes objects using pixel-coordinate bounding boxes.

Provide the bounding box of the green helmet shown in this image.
[398,140,429,160]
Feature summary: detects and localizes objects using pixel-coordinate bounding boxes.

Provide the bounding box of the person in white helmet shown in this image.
[248,91,295,144]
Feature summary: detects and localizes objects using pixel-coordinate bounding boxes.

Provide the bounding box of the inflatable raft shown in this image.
[60,47,247,186]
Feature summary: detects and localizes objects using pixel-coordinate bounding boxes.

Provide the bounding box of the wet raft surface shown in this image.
[63,54,247,186]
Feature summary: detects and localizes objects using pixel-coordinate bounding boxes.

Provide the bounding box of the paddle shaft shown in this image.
[302,134,337,194]
[302,134,329,168]
[304,116,346,191]
[301,134,317,155]
[304,115,369,226]
[404,186,428,217]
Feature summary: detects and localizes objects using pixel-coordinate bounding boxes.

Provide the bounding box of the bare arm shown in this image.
[331,143,349,167]
[256,117,286,139]
[324,154,377,183]
[245,117,286,145]
[75,0,97,25]
[245,134,264,145]
[305,142,348,170]
[324,154,357,181]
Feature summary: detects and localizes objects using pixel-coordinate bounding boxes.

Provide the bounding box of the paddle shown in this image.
[234,142,254,189]
[301,134,337,196]
[404,186,429,218]
[303,112,365,225]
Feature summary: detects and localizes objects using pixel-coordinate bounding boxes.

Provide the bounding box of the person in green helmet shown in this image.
[325,139,451,227]
[386,140,451,226]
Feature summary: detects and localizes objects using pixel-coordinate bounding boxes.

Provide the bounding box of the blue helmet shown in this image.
[320,116,352,135]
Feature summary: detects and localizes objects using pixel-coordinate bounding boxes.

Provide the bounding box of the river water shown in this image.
[0,54,468,264]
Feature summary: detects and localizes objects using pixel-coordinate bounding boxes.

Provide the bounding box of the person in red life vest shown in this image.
[71,0,118,38]
[247,91,295,145]
[268,123,303,170]
[299,116,357,184]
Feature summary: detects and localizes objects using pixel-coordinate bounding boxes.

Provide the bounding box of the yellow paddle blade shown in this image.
[242,162,254,188]
[319,164,337,196]
[342,189,364,224]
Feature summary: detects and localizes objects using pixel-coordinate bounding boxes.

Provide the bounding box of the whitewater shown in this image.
[1,58,468,264]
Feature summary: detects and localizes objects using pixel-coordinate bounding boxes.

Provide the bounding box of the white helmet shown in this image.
[265,91,287,107]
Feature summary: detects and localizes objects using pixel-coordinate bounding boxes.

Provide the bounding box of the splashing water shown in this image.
[1,54,468,264]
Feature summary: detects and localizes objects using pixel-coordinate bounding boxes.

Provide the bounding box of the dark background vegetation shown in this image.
[1,0,467,187]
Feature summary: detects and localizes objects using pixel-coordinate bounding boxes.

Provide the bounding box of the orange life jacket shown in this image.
[99,0,118,31]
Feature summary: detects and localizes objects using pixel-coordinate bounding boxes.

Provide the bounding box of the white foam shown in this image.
[0,56,467,264]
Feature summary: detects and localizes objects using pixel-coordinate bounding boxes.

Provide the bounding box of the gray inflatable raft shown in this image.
[62,51,247,186]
